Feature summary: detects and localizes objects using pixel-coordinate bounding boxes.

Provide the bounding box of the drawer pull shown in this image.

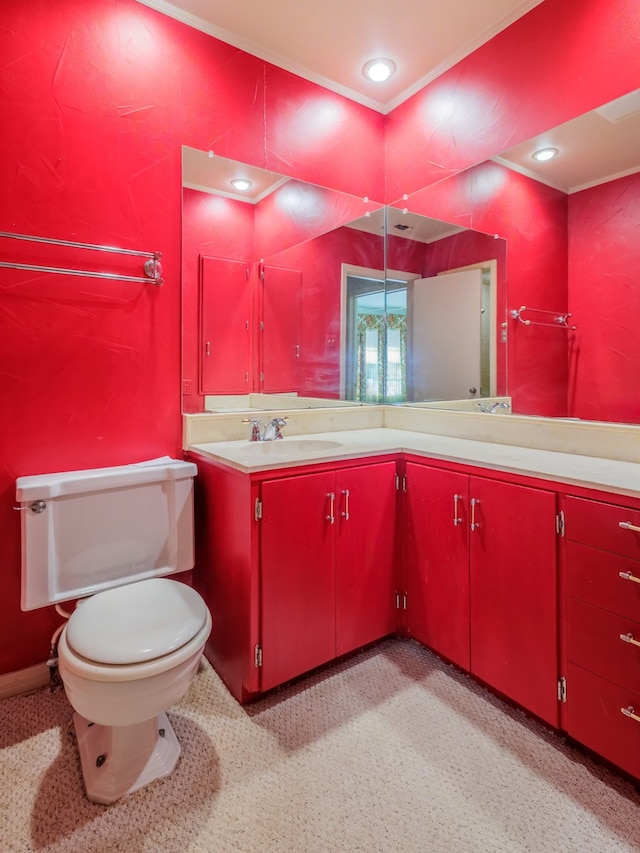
[453,493,463,527]
[619,521,640,533]
[341,489,350,521]
[620,632,640,648]
[326,492,335,525]
[470,497,480,532]
[621,706,640,724]
[619,571,640,585]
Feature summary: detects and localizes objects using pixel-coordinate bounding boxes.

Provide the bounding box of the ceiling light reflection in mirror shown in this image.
[181,147,384,414]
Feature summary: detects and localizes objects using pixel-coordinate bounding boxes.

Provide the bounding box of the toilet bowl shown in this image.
[16,457,212,805]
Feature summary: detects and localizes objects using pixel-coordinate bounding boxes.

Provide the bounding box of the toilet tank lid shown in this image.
[16,456,197,502]
[65,578,209,665]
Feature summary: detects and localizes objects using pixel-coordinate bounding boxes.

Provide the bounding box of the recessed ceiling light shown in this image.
[230,178,252,191]
[532,147,559,162]
[362,58,396,83]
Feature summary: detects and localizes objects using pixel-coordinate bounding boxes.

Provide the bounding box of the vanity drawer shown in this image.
[566,662,640,780]
[564,496,640,559]
[565,540,640,623]
[567,595,640,691]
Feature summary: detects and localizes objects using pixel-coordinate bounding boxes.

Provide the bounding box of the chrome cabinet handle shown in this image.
[621,706,640,724]
[326,492,335,525]
[619,521,640,533]
[470,497,480,531]
[341,489,350,520]
[453,494,462,526]
[620,632,640,649]
[205,341,211,357]
[619,571,640,585]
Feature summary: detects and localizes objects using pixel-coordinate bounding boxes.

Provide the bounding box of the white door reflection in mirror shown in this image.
[408,268,483,401]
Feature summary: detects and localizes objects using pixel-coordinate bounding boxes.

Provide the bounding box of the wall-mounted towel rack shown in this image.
[511,305,576,330]
[0,231,163,285]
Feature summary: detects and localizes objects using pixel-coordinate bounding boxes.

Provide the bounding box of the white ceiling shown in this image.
[137,0,544,113]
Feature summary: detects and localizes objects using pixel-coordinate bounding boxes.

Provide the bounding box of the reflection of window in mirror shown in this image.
[342,269,410,403]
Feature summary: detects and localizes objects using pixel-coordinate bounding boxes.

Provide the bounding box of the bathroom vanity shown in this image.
[185,410,640,782]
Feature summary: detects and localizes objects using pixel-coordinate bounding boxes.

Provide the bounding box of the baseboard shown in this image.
[0,663,49,700]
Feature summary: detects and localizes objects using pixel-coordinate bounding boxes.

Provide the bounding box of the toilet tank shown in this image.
[17,457,197,611]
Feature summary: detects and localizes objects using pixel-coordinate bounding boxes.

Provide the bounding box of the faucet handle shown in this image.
[241,417,263,441]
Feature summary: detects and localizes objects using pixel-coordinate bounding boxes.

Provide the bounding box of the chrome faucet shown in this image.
[242,416,288,441]
[263,417,288,441]
[476,401,511,413]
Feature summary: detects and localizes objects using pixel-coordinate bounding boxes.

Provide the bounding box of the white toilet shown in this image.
[16,456,212,805]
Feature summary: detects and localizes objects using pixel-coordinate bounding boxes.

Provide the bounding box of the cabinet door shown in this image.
[404,463,470,670]
[260,265,302,392]
[335,461,397,656]
[200,256,250,394]
[469,477,558,726]
[260,471,336,691]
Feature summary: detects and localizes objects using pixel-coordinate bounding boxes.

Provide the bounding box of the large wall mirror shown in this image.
[397,87,640,425]
[181,147,385,414]
[181,149,507,414]
[181,87,640,424]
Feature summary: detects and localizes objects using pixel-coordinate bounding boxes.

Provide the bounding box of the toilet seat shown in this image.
[65,578,209,666]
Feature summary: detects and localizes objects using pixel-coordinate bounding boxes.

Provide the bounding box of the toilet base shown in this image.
[72,710,181,805]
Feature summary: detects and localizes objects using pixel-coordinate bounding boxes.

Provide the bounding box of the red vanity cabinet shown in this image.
[260,460,397,690]
[189,452,397,702]
[402,458,559,727]
[468,476,558,726]
[562,494,640,778]
[403,463,471,670]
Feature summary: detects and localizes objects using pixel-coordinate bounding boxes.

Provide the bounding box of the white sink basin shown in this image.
[241,439,343,455]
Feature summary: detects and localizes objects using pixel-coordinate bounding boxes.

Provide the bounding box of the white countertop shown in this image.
[190,427,640,499]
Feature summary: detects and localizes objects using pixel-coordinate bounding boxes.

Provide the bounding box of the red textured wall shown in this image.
[267,227,385,398]
[182,189,255,412]
[395,161,568,415]
[1,0,638,677]
[568,173,640,423]
[385,0,640,201]
[0,0,383,675]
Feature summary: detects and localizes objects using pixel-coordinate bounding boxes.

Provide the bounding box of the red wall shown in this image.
[396,161,568,415]
[568,172,640,423]
[385,0,640,201]
[266,227,385,398]
[1,0,639,676]
[0,0,383,675]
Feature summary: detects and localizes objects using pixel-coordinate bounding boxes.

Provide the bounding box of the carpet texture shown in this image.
[1,639,639,852]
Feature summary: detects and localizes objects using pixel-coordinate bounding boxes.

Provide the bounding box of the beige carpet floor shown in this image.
[1,639,639,853]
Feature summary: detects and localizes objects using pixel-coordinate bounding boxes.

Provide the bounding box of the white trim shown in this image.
[382,0,546,114]
[492,155,568,193]
[569,163,640,195]
[133,0,545,115]
[0,663,49,700]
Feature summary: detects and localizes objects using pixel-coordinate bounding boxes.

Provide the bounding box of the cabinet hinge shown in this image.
[556,510,565,537]
[395,474,407,492]
[254,644,263,668]
[254,498,263,521]
[557,676,567,702]
[395,592,407,610]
